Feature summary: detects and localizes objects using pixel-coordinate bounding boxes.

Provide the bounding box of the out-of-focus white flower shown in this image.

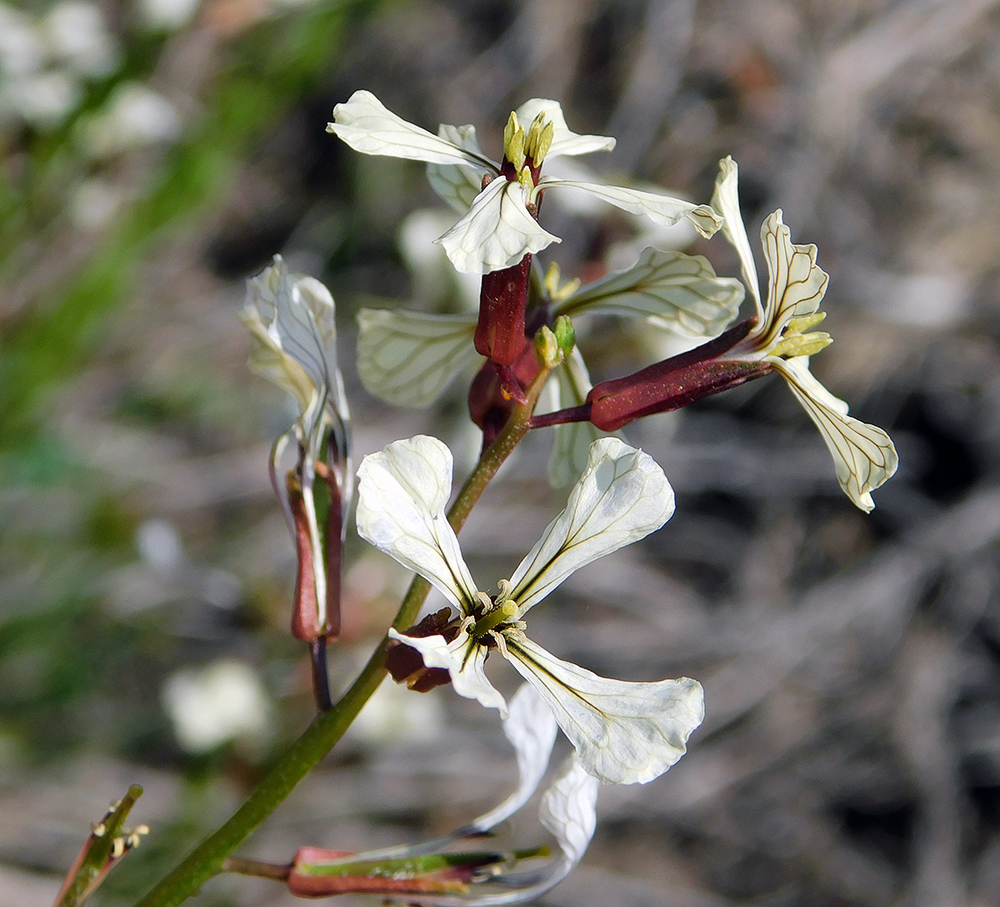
[356,434,704,785]
[79,82,181,158]
[0,5,45,76]
[328,91,721,274]
[42,1,118,77]
[136,0,202,32]
[161,659,274,755]
[710,157,898,511]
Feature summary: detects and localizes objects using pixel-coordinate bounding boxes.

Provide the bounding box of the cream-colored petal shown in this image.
[388,628,507,714]
[356,308,479,407]
[510,438,673,613]
[465,684,558,833]
[328,90,496,170]
[356,436,478,609]
[557,246,744,338]
[710,156,762,320]
[539,756,599,866]
[513,98,616,158]
[772,357,899,512]
[758,210,829,348]
[543,178,721,238]
[546,348,609,489]
[437,177,561,274]
[426,123,491,212]
[506,637,704,785]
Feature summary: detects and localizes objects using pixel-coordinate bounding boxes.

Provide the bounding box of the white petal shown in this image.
[543,178,722,238]
[546,348,609,489]
[539,756,600,867]
[426,123,491,212]
[772,358,899,512]
[466,684,559,833]
[241,256,348,457]
[329,90,497,170]
[437,178,561,274]
[558,247,744,338]
[710,156,762,320]
[510,438,674,613]
[758,209,830,348]
[356,436,478,609]
[356,308,479,407]
[513,98,616,158]
[388,628,507,714]
[506,637,704,785]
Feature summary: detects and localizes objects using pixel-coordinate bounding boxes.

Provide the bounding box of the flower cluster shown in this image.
[219,90,901,906]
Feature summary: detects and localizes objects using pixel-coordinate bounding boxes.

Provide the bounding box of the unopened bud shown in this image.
[534,325,562,369]
[553,315,575,357]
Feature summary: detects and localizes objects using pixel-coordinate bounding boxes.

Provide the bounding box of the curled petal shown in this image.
[710,156,762,320]
[437,178,561,274]
[427,124,492,212]
[329,90,496,170]
[356,308,479,407]
[356,436,478,609]
[388,629,507,714]
[513,98,616,158]
[464,684,559,833]
[557,247,744,338]
[506,637,704,785]
[542,178,722,238]
[758,210,830,347]
[772,358,899,512]
[510,438,674,614]
[539,756,599,869]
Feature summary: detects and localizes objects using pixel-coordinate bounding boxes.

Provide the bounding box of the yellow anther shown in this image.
[771,331,832,359]
[503,111,526,170]
[785,312,827,335]
[527,119,554,165]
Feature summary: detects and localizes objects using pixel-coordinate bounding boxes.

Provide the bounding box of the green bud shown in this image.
[534,325,562,369]
[553,315,576,356]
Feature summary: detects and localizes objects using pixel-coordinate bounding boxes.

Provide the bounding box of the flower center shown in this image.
[768,312,833,359]
[502,111,553,180]
[470,579,519,639]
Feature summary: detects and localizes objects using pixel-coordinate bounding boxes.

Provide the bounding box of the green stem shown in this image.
[132,380,547,907]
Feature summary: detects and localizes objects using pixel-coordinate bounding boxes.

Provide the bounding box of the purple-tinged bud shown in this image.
[474,254,532,367]
[586,318,770,431]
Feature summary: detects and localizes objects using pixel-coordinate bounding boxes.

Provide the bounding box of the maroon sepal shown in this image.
[586,318,770,431]
[287,472,338,642]
[468,337,540,447]
[386,608,459,693]
[475,253,532,367]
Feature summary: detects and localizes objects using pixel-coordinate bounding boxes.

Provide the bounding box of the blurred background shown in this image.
[3,0,1000,904]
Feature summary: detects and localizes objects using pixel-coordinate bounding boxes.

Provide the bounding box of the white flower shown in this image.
[241,255,349,465]
[328,90,721,274]
[711,157,899,511]
[356,434,704,784]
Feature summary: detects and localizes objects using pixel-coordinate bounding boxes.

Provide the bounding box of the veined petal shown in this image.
[758,210,829,348]
[771,358,898,512]
[510,438,673,613]
[356,436,478,609]
[547,348,608,489]
[427,124,492,212]
[329,91,497,170]
[465,684,559,833]
[557,247,744,338]
[506,637,704,784]
[513,98,616,158]
[539,756,599,869]
[711,156,762,320]
[388,628,507,714]
[357,308,479,407]
[437,178,561,274]
[542,178,722,238]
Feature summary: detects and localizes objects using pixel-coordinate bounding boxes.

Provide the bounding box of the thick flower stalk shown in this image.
[583,157,899,511]
[355,434,704,785]
[241,257,351,703]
